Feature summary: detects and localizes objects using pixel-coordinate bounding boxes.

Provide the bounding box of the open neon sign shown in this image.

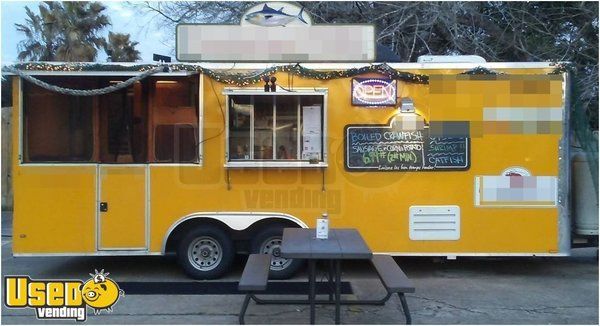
[351,78,397,106]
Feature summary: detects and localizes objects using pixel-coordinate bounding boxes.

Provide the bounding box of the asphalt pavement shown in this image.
[1,211,598,324]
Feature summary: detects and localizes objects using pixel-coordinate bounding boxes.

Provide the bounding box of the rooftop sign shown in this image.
[176,2,375,62]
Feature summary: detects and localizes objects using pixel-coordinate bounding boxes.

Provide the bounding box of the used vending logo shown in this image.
[4,269,124,322]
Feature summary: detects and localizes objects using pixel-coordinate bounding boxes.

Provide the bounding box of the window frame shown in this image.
[20,77,97,164]
[18,74,204,167]
[223,88,328,169]
[148,75,203,166]
[153,123,199,163]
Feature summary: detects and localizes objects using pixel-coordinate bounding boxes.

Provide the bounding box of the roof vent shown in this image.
[417,55,486,64]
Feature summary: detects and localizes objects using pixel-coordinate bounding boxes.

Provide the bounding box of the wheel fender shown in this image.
[162,212,308,254]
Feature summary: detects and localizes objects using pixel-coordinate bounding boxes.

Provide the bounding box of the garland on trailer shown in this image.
[549,62,575,74]
[461,63,573,76]
[3,65,166,96]
[8,62,164,72]
[6,62,429,85]
[3,61,571,96]
[460,66,503,75]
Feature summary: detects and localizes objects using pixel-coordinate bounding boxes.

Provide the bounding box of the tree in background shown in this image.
[15,1,111,62]
[133,1,253,27]
[304,2,598,127]
[15,4,63,61]
[105,32,142,62]
[133,1,598,130]
[54,2,110,62]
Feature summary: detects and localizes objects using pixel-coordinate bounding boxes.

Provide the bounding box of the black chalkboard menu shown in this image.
[344,124,470,171]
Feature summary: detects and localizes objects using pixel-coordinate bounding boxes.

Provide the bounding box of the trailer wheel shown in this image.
[251,226,304,279]
[177,226,234,279]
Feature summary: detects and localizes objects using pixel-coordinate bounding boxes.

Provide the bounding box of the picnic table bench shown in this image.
[238,254,271,324]
[371,254,415,324]
[238,252,414,324]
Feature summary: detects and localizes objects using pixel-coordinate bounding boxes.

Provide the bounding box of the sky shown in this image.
[1,0,173,63]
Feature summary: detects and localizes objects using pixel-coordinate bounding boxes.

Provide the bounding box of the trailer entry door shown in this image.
[98,166,147,250]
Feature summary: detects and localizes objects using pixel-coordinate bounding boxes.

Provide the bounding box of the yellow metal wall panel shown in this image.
[148,71,563,254]
[12,77,97,254]
[13,69,564,256]
[12,166,96,253]
[99,166,146,249]
[149,166,225,251]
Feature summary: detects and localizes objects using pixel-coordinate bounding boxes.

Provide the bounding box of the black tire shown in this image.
[251,226,304,279]
[177,225,235,279]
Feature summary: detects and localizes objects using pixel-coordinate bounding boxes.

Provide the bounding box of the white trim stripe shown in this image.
[12,251,568,257]
[376,252,568,257]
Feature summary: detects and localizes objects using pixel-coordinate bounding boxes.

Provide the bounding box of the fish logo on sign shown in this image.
[244,3,308,27]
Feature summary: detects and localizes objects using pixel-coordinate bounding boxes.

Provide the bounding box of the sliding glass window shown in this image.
[227,93,325,164]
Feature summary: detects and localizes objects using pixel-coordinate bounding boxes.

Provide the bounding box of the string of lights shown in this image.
[549,62,574,74]
[4,62,571,89]
[6,62,429,85]
[461,64,573,76]
[460,67,503,75]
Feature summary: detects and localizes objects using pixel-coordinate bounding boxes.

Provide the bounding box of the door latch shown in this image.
[99,202,108,212]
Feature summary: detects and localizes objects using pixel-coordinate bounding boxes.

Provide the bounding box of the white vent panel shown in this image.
[409,206,460,241]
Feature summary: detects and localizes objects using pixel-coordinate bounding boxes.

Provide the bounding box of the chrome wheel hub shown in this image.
[260,236,292,271]
[188,236,222,271]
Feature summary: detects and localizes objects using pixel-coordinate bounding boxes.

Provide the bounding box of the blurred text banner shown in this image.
[176,25,375,62]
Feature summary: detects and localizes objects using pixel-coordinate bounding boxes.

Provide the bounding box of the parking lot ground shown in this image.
[1,211,598,324]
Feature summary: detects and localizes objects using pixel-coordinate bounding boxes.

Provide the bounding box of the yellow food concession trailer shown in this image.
[4,3,573,279]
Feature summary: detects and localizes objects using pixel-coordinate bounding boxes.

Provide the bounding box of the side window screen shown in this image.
[155,124,198,163]
[150,78,199,163]
[21,76,200,164]
[98,81,147,164]
[155,80,193,108]
[229,96,251,160]
[23,81,94,162]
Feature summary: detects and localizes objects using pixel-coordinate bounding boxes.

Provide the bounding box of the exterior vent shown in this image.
[417,55,486,64]
[409,206,460,240]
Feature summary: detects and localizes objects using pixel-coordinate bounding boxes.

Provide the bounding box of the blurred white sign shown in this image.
[176,2,374,62]
[301,105,322,160]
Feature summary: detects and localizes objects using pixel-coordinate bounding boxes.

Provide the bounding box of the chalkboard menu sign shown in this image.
[345,124,470,171]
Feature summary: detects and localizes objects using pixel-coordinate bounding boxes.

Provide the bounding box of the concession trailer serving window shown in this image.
[224,90,327,168]
[21,76,199,164]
